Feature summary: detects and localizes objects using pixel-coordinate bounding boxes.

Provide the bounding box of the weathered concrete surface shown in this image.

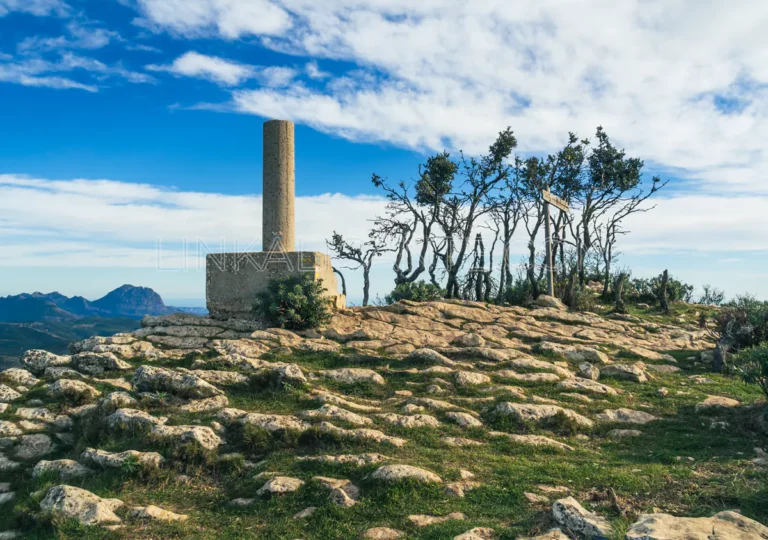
[206,251,344,319]
[263,119,295,252]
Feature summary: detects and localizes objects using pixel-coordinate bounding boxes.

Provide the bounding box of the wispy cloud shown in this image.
[18,21,120,53]
[0,0,69,17]
[147,51,295,87]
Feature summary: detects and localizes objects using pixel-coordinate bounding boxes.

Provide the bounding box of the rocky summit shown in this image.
[0,299,766,538]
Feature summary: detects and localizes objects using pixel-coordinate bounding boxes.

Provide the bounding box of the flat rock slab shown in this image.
[553,497,614,539]
[257,476,304,496]
[321,368,386,385]
[371,464,442,483]
[363,528,405,539]
[408,512,466,527]
[695,395,740,413]
[626,511,768,540]
[40,485,123,526]
[597,408,658,425]
[495,402,594,428]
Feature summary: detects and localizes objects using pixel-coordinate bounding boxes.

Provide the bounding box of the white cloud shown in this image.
[18,22,120,53]
[305,61,329,80]
[148,51,295,87]
[0,53,155,91]
[0,0,69,17]
[132,0,768,195]
[133,0,290,38]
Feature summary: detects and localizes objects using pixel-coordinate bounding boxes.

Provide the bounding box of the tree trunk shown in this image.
[712,341,728,373]
[659,269,670,313]
[362,267,370,307]
[614,272,627,313]
[332,267,347,297]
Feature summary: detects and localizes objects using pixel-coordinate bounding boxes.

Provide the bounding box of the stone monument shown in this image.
[206,119,345,320]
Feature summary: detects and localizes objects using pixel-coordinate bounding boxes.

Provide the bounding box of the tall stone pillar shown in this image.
[262,119,295,252]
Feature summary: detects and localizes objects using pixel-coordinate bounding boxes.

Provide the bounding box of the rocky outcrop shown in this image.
[39,485,123,526]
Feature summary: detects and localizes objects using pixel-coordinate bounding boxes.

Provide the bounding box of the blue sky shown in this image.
[1,0,767,306]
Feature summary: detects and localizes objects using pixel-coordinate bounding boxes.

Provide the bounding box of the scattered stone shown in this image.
[0,421,22,438]
[0,368,39,388]
[296,453,389,467]
[72,352,131,375]
[452,333,486,347]
[100,391,138,413]
[578,363,600,380]
[321,368,386,385]
[600,363,648,383]
[557,377,618,395]
[607,429,642,439]
[552,497,614,539]
[695,395,740,413]
[40,485,123,526]
[524,492,550,504]
[15,434,56,460]
[442,437,484,447]
[301,405,372,426]
[151,425,222,450]
[133,365,223,398]
[218,408,309,433]
[455,371,491,386]
[319,422,407,447]
[49,379,100,402]
[22,350,71,375]
[376,413,440,428]
[536,295,567,310]
[754,448,768,467]
[489,432,574,451]
[647,365,681,374]
[408,512,465,527]
[33,459,92,480]
[256,476,304,496]
[177,394,229,413]
[81,447,164,469]
[454,527,495,539]
[293,507,317,519]
[518,530,570,540]
[407,348,458,367]
[597,408,658,425]
[371,464,442,483]
[107,408,167,430]
[495,402,594,428]
[445,411,483,428]
[626,511,768,540]
[314,476,359,507]
[363,528,405,539]
[130,505,188,522]
[657,387,669,397]
[0,385,21,403]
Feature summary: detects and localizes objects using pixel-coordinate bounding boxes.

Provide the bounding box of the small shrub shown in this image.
[254,274,332,330]
[714,295,768,351]
[570,287,597,312]
[501,276,543,307]
[699,285,725,306]
[732,344,768,402]
[628,273,694,305]
[385,280,443,304]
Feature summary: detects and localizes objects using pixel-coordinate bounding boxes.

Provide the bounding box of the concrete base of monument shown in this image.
[205,251,346,320]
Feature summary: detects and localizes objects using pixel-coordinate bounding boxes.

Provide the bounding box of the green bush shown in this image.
[732,344,768,402]
[628,273,694,304]
[569,287,597,312]
[714,295,768,351]
[500,276,543,306]
[254,274,332,330]
[385,280,443,304]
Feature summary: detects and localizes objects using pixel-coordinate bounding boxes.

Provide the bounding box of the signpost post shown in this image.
[541,188,569,297]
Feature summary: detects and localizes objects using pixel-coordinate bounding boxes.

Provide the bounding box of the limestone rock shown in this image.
[293,507,317,519]
[22,350,71,375]
[150,425,222,450]
[72,352,131,375]
[321,368,385,385]
[256,476,304,495]
[452,333,486,347]
[363,528,405,539]
[313,476,359,507]
[376,413,440,428]
[33,459,92,480]
[536,295,567,310]
[600,363,648,383]
[188,370,250,387]
[130,505,188,522]
[557,377,618,395]
[301,405,372,426]
[695,395,740,413]
[371,464,441,483]
[15,434,56,460]
[490,432,574,451]
[519,530,570,540]
[43,367,84,381]
[445,411,483,428]
[407,348,457,367]
[133,365,223,398]
[39,485,123,526]
[100,391,138,413]
[177,394,229,413]
[0,368,39,388]
[319,422,406,447]
[49,379,100,402]
[455,371,491,386]
[297,453,389,467]
[107,408,167,430]
[0,385,21,403]
[578,363,600,380]
[455,528,495,540]
[408,512,465,527]
[81,447,165,469]
[552,497,614,539]
[0,421,22,438]
[495,402,594,428]
[626,511,768,540]
[218,408,309,433]
[496,370,561,383]
[607,429,642,439]
[597,408,658,425]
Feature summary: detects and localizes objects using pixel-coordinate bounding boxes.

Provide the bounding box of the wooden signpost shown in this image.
[541,188,569,296]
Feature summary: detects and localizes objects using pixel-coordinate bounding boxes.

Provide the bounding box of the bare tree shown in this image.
[326,232,389,306]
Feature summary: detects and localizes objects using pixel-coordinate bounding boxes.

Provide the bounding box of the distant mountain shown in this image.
[0,284,203,323]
